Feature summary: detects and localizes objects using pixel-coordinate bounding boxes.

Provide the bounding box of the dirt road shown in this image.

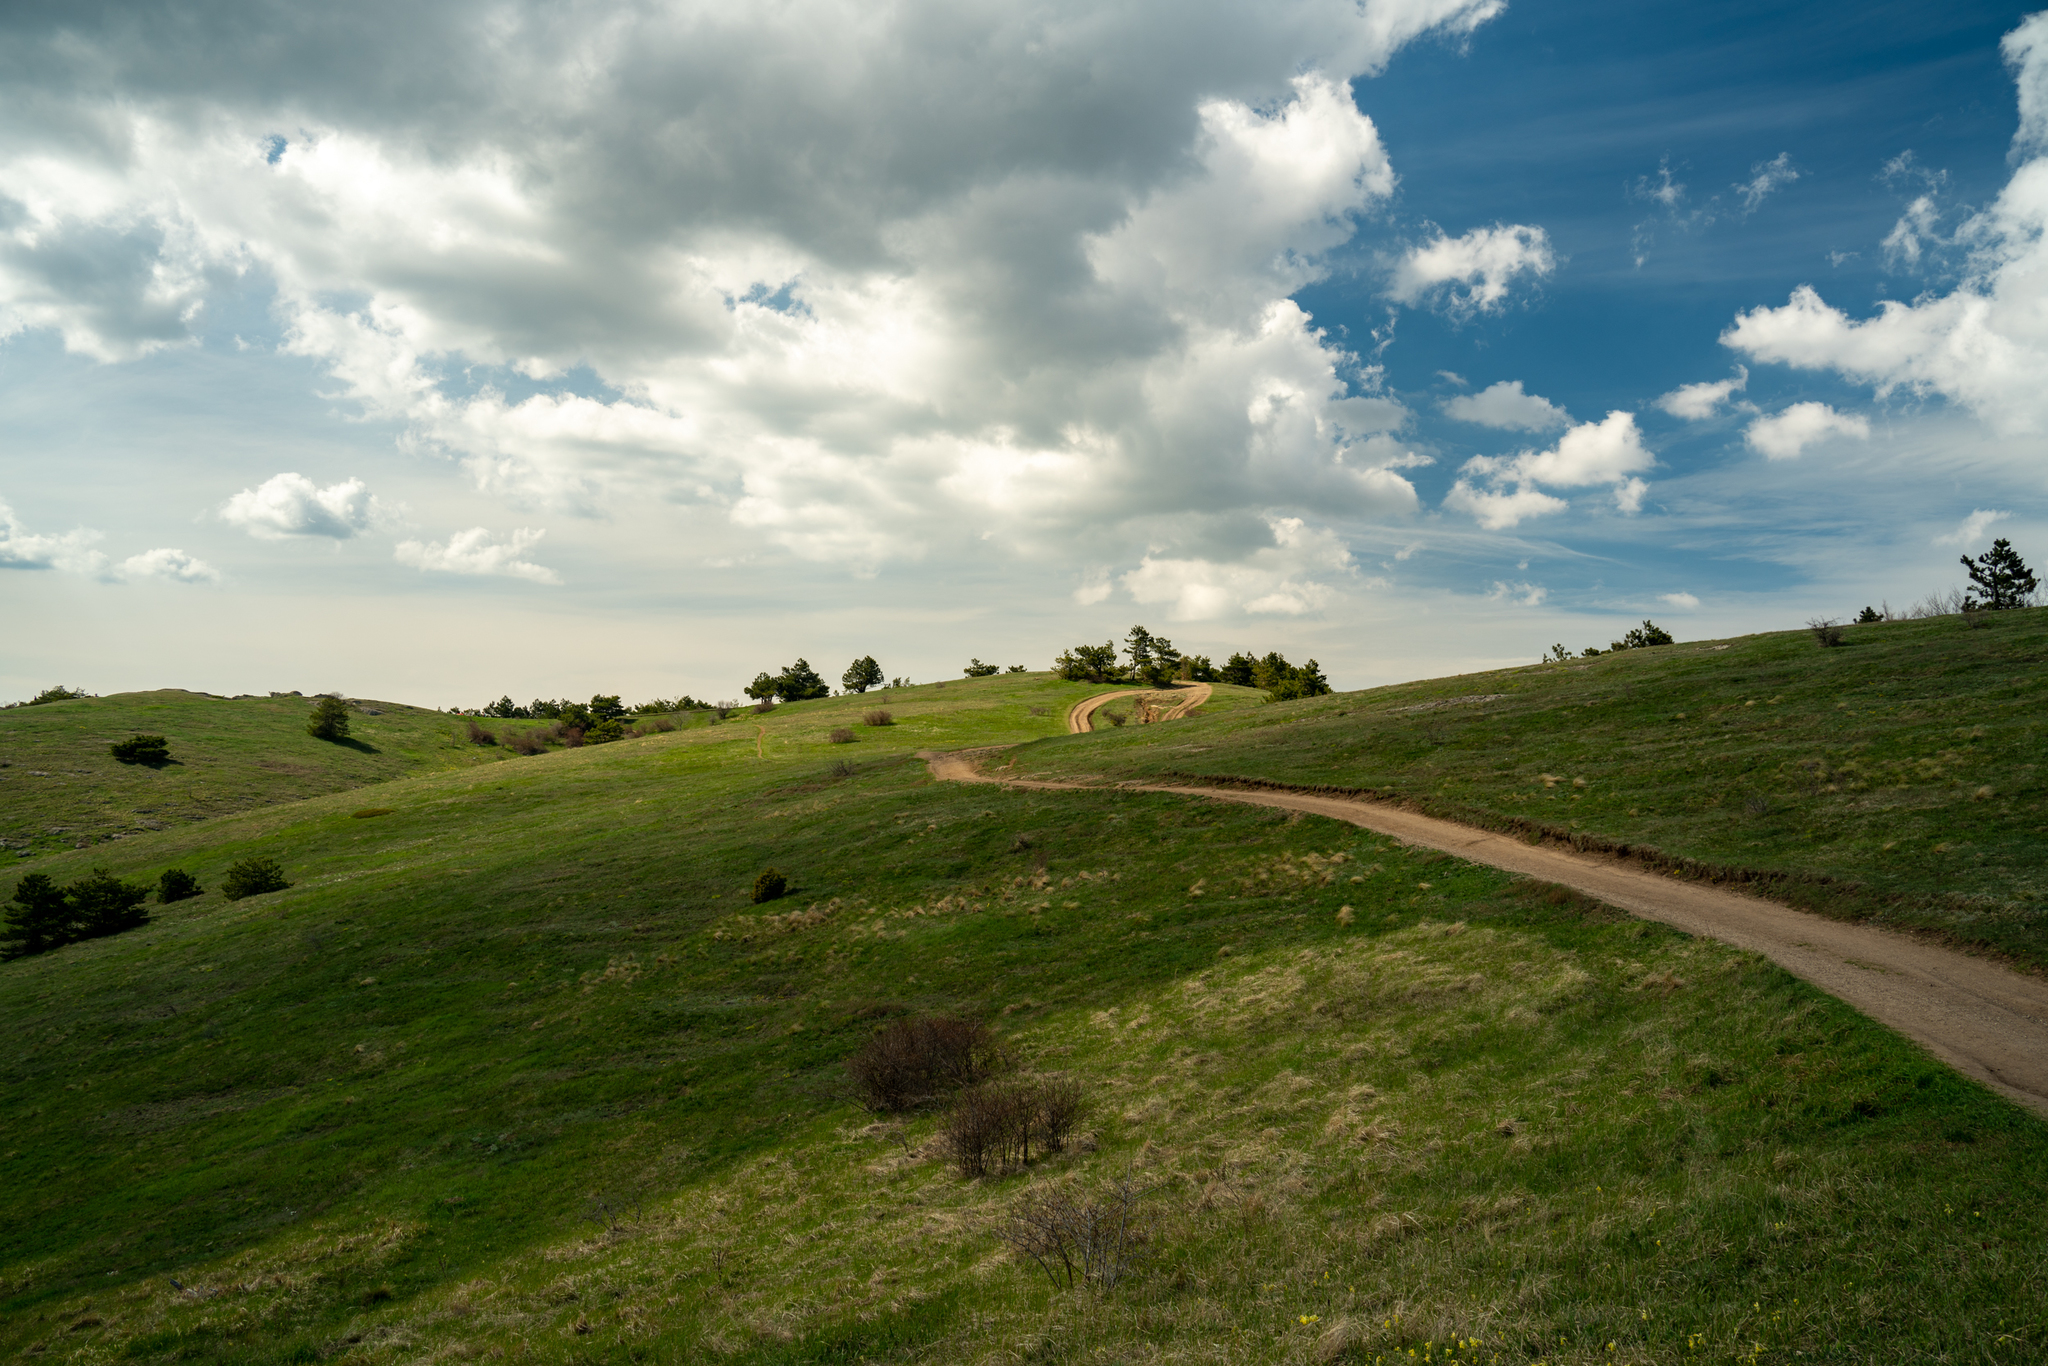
[923,748,2048,1118]
[1065,682,1212,733]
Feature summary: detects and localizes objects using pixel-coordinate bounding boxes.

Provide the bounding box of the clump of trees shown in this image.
[1217,651,1330,700]
[306,696,352,741]
[110,734,170,764]
[2,866,174,960]
[1055,626,1219,687]
[1549,620,1676,662]
[6,685,91,709]
[747,659,831,703]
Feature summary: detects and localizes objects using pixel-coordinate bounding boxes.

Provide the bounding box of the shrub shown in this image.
[651,717,675,732]
[1610,620,1675,651]
[751,700,776,715]
[828,727,855,744]
[1001,1176,1147,1290]
[110,733,170,764]
[942,1076,1089,1178]
[157,868,203,903]
[830,759,857,779]
[1808,617,1845,648]
[306,696,352,741]
[221,857,292,902]
[863,709,894,726]
[352,807,394,818]
[27,685,88,706]
[1856,605,1883,623]
[1006,664,1027,673]
[506,729,547,755]
[752,867,789,904]
[67,868,153,938]
[465,718,497,745]
[846,1015,1007,1112]
[964,658,1000,677]
[584,717,626,744]
[1099,707,1127,727]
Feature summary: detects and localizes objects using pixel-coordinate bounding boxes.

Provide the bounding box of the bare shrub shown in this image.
[652,717,675,732]
[1001,1176,1149,1291]
[830,759,857,779]
[753,700,777,714]
[1905,587,1966,619]
[1807,618,1844,648]
[506,729,546,756]
[862,709,894,726]
[1028,705,1047,716]
[942,1076,1086,1176]
[560,726,586,748]
[846,1015,1007,1112]
[828,727,855,744]
[1962,601,1992,629]
[465,718,498,745]
[1099,708,1127,727]
[1743,794,1772,816]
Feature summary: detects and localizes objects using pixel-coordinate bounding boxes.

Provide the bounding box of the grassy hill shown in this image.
[0,691,527,860]
[1012,608,2048,970]
[1,669,2043,1364]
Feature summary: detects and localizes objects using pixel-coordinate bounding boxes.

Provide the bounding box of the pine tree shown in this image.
[1962,538,2039,611]
[306,695,352,741]
[67,868,153,939]
[1,873,76,960]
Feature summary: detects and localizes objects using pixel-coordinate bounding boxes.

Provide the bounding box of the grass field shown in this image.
[0,691,530,861]
[1012,609,2048,970]
[1,670,2042,1363]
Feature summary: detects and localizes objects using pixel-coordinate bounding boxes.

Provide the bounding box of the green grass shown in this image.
[1012,610,2048,969]
[0,670,2042,1363]
[0,691,527,861]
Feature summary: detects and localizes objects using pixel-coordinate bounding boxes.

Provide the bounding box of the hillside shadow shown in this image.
[320,737,382,755]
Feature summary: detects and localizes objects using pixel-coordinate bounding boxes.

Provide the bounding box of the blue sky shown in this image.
[2,0,2042,704]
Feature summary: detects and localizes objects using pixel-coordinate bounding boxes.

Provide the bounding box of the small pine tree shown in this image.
[221,857,292,902]
[307,696,352,741]
[776,659,832,701]
[1218,652,1257,687]
[158,868,203,903]
[1856,606,1883,623]
[67,868,153,939]
[752,868,789,903]
[1,873,76,960]
[1962,538,2038,611]
[842,656,885,693]
[963,658,1000,677]
[110,734,170,764]
[744,671,779,702]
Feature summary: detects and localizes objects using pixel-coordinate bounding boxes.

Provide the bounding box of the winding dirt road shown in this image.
[1065,682,1212,733]
[923,746,2048,1118]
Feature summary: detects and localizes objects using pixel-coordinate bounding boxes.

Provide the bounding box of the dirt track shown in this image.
[1065,682,1211,733]
[923,747,2048,1118]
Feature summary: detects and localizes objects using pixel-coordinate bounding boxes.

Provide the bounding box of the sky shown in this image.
[2,0,2044,707]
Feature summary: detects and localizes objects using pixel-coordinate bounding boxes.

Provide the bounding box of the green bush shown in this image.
[964,658,1000,677]
[110,733,170,764]
[1053,642,1121,682]
[752,868,789,904]
[306,696,352,741]
[221,857,292,902]
[1610,620,1675,651]
[26,685,87,706]
[157,869,203,903]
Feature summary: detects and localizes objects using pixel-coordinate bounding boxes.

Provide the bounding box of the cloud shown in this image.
[0,0,1509,575]
[1736,153,1799,213]
[394,528,561,584]
[1118,516,1361,620]
[1443,411,1654,529]
[1933,508,2010,547]
[1658,591,1700,609]
[221,472,384,539]
[1743,402,1870,459]
[1723,14,2048,435]
[1440,379,1569,431]
[1390,224,1556,314]
[1485,579,1546,606]
[1655,367,1747,420]
[115,547,221,583]
[0,498,106,573]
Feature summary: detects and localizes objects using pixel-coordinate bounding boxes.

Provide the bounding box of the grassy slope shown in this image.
[1012,609,2048,968]
[0,691,525,859]
[0,672,2040,1364]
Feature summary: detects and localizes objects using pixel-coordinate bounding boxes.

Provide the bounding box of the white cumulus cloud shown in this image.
[1443,411,1654,529]
[1119,516,1361,620]
[221,473,383,539]
[394,528,560,584]
[1723,13,2048,435]
[115,547,221,583]
[1933,508,2011,547]
[0,498,106,574]
[1655,367,1748,420]
[1743,402,1870,460]
[1390,223,1556,314]
[1440,379,1569,431]
[1659,591,1700,609]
